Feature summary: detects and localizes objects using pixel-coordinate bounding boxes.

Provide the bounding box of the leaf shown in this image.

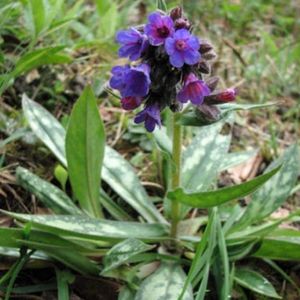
[218,102,276,114]
[216,216,230,299]
[218,149,258,172]
[227,221,282,246]
[22,0,46,38]
[168,166,281,208]
[66,86,105,218]
[22,94,67,166]
[2,211,168,242]
[182,122,231,192]
[100,189,133,221]
[56,269,74,300]
[237,144,300,227]
[16,167,82,215]
[135,263,193,300]
[156,0,167,11]
[95,0,110,15]
[102,239,153,273]
[12,46,72,78]
[179,209,218,300]
[23,97,164,223]
[0,128,28,149]
[0,227,100,275]
[22,0,64,38]
[97,3,118,39]
[253,228,300,261]
[180,103,275,127]
[102,146,166,224]
[153,126,172,156]
[234,268,281,299]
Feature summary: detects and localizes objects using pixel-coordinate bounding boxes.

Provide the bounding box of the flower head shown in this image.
[121,96,142,110]
[134,103,161,132]
[109,7,225,132]
[177,73,210,105]
[145,12,175,46]
[165,29,200,68]
[116,28,149,61]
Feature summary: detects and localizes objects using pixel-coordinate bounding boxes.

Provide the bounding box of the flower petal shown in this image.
[183,49,200,65]
[165,37,176,55]
[145,117,156,132]
[170,51,184,68]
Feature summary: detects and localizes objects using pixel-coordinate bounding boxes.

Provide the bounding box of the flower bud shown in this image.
[204,88,237,105]
[195,104,221,124]
[202,51,217,60]
[121,96,142,110]
[217,88,237,102]
[198,60,210,74]
[170,99,183,112]
[206,76,219,92]
[175,18,191,30]
[170,7,182,20]
[199,41,213,54]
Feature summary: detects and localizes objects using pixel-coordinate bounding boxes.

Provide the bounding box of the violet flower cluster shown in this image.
[109,7,237,132]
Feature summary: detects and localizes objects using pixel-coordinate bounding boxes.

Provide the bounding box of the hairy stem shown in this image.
[170,112,182,241]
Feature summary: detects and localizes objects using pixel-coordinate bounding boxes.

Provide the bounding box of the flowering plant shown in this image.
[1,4,299,300]
[110,7,236,132]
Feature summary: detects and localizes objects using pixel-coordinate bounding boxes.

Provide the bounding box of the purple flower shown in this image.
[121,96,142,110]
[109,64,151,98]
[109,65,130,94]
[116,28,149,61]
[145,12,175,46]
[177,73,210,105]
[122,64,151,97]
[165,29,200,68]
[134,103,161,132]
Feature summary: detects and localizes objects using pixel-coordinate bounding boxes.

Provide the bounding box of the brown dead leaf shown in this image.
[25,69,40,83]
[228,153,263,184]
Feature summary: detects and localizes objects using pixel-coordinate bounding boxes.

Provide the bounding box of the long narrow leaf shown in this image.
[22,95,67,166]
[23,97,164,223]
[179,209,217,300]
[1,211,168,242]
[66,86,105,218]
[16,167,82,215]
[168,166,281,208]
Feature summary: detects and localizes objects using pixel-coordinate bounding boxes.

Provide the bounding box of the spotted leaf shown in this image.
[2,211,168,242]
[135,263,193,300]
[102,238,153,273]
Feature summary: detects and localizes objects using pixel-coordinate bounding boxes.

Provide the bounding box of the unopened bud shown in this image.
[202,51,217,60]
[199,41,213,54]
[198,60,210,74]
[206,77,219,92]
[195,104,221,124]
[217,88,237,102]
[175,18,191,29]
[205,88,237,105]
[170,99,183,112]
[170,7,182,20]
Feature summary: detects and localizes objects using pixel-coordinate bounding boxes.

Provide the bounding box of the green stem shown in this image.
[170,112,182,240]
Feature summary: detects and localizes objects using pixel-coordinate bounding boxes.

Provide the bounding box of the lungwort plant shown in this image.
[1,5,300,300]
